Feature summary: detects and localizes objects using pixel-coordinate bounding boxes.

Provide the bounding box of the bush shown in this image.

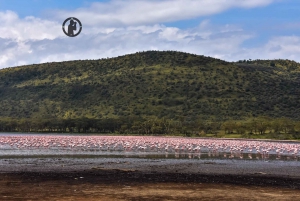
[241,133,251,138]
[277,134,293,140]
[292,132,300,139]
[216,132,225,138]
[198,130,206,137]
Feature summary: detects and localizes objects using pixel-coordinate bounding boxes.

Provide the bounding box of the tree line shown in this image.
[0,116,299,139]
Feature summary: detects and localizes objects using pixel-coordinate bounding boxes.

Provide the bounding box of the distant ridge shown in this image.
[0,50,300,121]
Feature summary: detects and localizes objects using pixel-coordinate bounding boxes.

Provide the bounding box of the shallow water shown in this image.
[0,149,299,162]
[0,134,299,162]
[2,134,300,200]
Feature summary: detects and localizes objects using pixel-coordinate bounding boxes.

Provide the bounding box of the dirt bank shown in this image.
[1,156,300,200]
[1,171,300,201]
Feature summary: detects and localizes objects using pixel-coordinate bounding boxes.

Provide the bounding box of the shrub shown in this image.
[198,130,206,137]
[216,132,225,138]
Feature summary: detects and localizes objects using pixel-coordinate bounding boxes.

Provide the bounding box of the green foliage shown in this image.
[0,50,300,138]
[1,116,299,139]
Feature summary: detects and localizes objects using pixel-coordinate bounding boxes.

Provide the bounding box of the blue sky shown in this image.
[0,0,101,17]
[0,0,300,69]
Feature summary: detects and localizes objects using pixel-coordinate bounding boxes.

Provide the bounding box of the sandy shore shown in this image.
[1,156,300,200]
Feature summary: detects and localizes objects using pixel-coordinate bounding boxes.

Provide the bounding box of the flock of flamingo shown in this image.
[0,136,299,159]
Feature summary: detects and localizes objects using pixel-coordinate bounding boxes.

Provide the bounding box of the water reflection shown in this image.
[145,152,300,161]
[2,149,297,161]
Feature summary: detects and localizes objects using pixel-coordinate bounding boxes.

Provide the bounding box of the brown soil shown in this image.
[1,170,300,201]
[1,155,300,200]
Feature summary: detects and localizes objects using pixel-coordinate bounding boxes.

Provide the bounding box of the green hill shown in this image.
[0,50,300,123]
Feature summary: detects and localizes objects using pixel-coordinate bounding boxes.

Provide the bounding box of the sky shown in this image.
[0,0,300,69]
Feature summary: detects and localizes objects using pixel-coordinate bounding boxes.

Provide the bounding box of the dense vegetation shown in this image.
[0,50,300,138]
[0,116,299,140]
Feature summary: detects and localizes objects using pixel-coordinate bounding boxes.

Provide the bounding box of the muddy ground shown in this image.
[1,157,300,200]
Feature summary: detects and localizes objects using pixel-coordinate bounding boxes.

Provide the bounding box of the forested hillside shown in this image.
[0,51,300,137]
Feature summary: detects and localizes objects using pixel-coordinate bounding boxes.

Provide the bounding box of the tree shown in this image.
[270,62,276,67]
[235,122,246,134]
[221,121,235,134]
[250,119,258,134]
[281,118,294,134]
[209,122,221,135]
[161,118,174,134]
[271,119,283,133]
[257,121,268,135]
[198,130,206,137]
[119,124,128,134]
[256,117,271,135]
[19,119,31,132]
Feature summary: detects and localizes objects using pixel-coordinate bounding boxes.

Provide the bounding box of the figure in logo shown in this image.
[68,19,77,36]
[62,17,82,37]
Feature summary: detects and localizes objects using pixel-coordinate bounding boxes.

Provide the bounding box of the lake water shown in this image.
[2,133,300,200]
[0,133,299,162]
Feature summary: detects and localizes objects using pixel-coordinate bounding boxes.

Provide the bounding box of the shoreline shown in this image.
[1,157,300,188]
[1,170,300,189]
[1,134,300,199]
[1,156,300,200]
[0,132,299,143]
[2,171,300,201]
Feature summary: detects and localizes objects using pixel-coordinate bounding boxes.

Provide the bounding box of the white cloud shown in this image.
[1,0,299,70]
[50,0,276,27]
[0,10,61,41]
[0,18,254,68]
[234,36,300,61]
